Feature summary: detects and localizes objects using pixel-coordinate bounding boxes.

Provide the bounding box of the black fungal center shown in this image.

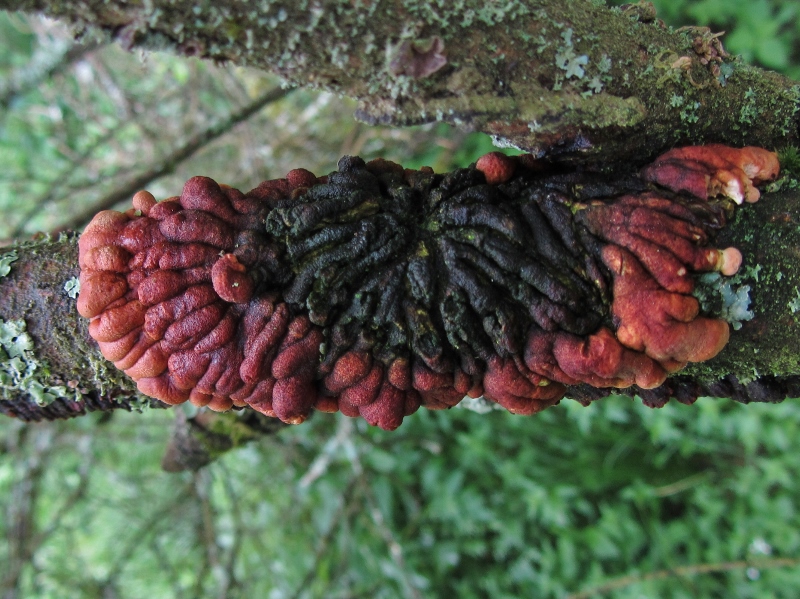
[265,156,609,379]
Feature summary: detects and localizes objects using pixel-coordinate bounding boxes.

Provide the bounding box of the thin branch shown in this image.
[286,475,361,599]
[10,125,126,237]
[55,85,292,232]
[218,463,245,596]
[99,482,194,589]
[344,435,423,599]
[566,557,800,599]
[1,425,56,599]
[0,37,102,110]
[27,432,94,551]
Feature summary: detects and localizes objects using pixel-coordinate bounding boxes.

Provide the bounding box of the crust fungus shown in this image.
[78,145,778,430]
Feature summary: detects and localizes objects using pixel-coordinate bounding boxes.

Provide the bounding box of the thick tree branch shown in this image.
[1,181,799,423]
[2,0,800,424]
[1,0,798,163]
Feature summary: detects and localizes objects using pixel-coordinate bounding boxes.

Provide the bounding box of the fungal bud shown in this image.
[717,247,742,276]
[476,152,517,185]
[78,145,774,429]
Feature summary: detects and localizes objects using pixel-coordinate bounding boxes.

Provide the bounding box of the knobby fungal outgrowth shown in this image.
[77,145,778,430]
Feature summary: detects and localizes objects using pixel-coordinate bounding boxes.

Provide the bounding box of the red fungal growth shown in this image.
[482,356,564,415]
[212,254,255,303]
[579,192,726,294]
[77,146,774,430]
[524,328,668,390]
[602,246,730,371]
[642,144,779,204]
[476,152,517,185]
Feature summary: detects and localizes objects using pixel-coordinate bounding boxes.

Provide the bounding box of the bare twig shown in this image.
[1,425,56,599]
[342,434,423,599]
[55,85,292,232]
[566,557,800,599]
[99,482,194,591]
[0,38,102,110]
[287,475,361,599]
[27,432,94,550]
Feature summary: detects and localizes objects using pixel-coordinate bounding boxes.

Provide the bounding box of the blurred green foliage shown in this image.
[1,3,800,598]
[609,0,800,79]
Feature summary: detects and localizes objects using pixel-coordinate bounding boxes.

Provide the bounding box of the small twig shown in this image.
[345,441,423,599]
[150,538,189,599]
[286,475,360,599]
[10,125,124,237]
[652,471,711,497]
[298,415,355,488]
[55,85,292,233]
[99,482,194,589]
[28,432,94,550]
[1,425,56,599]
[0,39,102,110]
[218,463,244,595]
[566,557,800,599]
[191,469,225,598]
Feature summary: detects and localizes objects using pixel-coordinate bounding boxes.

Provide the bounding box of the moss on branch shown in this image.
[1,0,798,163]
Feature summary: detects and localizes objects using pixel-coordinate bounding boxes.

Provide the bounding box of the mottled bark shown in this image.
[0,0,798,164]
[0,235,153,421]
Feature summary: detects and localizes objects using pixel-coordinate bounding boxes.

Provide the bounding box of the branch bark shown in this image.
[1,182,799,422]
[1,0,800,423]
[1,0,798,164]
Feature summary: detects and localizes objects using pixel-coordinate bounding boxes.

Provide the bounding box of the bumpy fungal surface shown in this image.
[78,146,778,429]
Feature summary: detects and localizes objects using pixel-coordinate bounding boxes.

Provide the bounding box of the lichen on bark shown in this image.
[1,0,798,164]
[0,235,156,421]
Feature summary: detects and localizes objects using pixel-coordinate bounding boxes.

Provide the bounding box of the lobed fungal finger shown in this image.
[642,144,779,203]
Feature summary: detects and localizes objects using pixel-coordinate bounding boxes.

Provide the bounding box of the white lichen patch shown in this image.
[0,250,18,278]
[694,272,755,330]
[0,319,73,406]
[64,277,80,299]
[455,395,501,414]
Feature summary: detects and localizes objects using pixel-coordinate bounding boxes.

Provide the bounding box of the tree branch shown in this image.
[1,178,799,423]
[1,0,798,163]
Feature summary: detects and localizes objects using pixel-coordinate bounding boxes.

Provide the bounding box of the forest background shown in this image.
[1,1,800,597]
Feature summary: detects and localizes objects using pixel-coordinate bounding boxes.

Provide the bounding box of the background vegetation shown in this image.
[1,2,799,597]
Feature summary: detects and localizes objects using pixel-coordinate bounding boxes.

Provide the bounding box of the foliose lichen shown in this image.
[0,250,18,278]
[0,319,75,406]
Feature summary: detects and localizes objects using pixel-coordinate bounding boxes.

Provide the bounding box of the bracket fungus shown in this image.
[78,145,778,430]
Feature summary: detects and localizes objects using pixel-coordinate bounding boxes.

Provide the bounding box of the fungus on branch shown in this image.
[78,145,778,429]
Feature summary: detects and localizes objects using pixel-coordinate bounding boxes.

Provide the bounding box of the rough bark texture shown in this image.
[0,235,153,420]
[1,0,798,165]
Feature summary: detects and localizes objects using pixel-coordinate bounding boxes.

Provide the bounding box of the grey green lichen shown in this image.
[64,276,80,299]
[0,250,18,278]
[0,318,76,406]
